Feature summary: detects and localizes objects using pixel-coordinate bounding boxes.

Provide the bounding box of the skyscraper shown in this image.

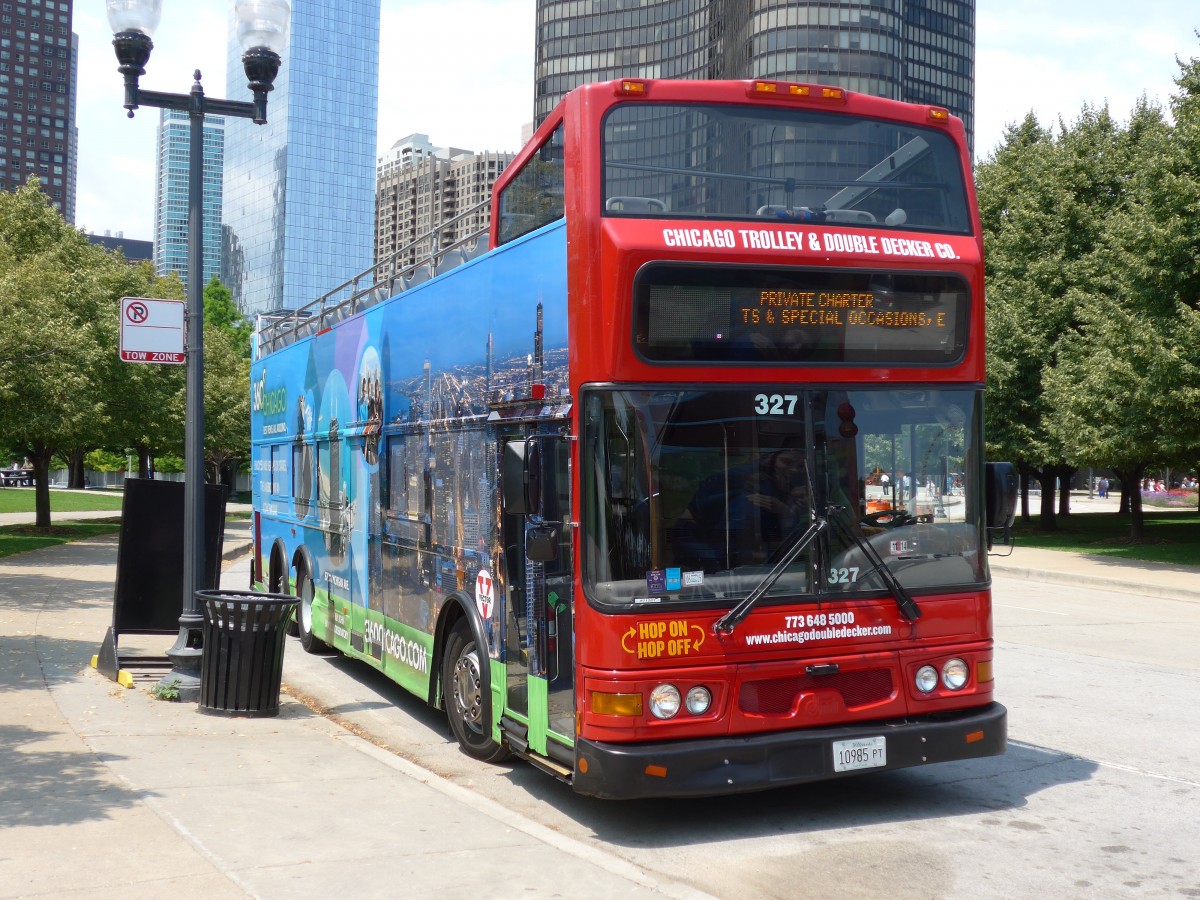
[534,0,976,151]
[375,135,514,271]
[153,109,224,292]
[0,0,77,221]
[221,0,380,315]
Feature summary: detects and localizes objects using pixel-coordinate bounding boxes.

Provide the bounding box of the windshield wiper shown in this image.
[712,517,827,636]
[827,506,922,623]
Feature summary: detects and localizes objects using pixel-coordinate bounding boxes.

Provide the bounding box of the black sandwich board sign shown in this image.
[95,478,226,680]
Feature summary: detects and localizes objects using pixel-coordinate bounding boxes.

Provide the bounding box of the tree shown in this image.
[203,275,252,358]
[977,111,1111,529]
[981,41,1200,538]
[1111,48,1200,513]
[0,181,186,524]
[1043,294,1200,539]
[202,324,250,494]
[0,181,111,525]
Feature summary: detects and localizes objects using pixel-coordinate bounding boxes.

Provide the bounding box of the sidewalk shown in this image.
[989,544,1200,601]
[2,510,1196,899]
[989,492,1200,601]
[0,536,709,900]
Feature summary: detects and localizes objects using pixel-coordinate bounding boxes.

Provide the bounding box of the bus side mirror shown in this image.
[502,440,527,515]
[526,525,559,562]
[525,439,544,516]
[986,461,1018,530]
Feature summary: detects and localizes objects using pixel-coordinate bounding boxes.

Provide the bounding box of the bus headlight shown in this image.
[942,658,969,690]
[915,665,939,693]
[649,683,681,719]
[684,685,712,716]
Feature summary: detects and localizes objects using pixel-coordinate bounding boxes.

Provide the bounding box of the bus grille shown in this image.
[739,669,894,715]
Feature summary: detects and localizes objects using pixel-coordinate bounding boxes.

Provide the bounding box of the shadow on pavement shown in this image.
[0,538,119,612]
[0,723,153,828]
[0,635,105,695]
[512,741,1099,848]
[285,637,1099,846]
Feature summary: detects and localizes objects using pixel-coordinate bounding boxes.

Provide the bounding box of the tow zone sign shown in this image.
[120,297,185,364]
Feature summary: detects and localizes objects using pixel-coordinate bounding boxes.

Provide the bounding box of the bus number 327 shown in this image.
[754,393,798,415]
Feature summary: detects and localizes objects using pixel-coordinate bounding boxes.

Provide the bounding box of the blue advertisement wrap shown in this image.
[251,221,569,694]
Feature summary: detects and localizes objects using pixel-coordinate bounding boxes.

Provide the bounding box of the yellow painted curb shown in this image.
[90,655,98,668]
[117,670,135,689]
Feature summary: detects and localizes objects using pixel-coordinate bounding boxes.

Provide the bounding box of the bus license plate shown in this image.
[832,736,887,772]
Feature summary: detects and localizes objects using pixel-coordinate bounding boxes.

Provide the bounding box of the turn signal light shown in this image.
[976,659,994,683]
[591,691,643,717]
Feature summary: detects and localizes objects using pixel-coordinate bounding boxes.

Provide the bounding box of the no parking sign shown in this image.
[120,296,185,364]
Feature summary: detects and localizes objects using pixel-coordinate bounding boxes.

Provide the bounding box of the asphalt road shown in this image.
[273,568,1200,899]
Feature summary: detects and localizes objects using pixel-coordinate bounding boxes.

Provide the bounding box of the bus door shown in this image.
[499,432,575,761]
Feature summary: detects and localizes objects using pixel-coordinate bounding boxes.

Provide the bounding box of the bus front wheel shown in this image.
[297,569,330,654]
[443,619,508,762]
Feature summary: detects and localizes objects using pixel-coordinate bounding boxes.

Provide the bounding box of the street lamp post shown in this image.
[107,0,290,701]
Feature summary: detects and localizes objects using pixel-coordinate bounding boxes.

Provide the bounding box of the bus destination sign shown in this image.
[635,267,968,366]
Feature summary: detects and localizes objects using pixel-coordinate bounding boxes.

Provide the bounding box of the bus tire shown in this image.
[443,619,508,762]
[296,566,330,654]
[269,547,299,637]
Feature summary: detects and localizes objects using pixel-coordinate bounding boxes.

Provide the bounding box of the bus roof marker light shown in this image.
[749,81,778,97]
[788,85,811,98]
[617,79,647,96]
[928,107,950,122]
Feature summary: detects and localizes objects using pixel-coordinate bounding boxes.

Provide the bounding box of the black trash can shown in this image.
[198,590,298,718]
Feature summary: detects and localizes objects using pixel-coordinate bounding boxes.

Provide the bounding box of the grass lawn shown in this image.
[0,520,121,558]
[1010,511,1200,567]
[0,488,124,514]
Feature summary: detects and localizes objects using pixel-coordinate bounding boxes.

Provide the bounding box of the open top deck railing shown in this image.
[255,199,491,357]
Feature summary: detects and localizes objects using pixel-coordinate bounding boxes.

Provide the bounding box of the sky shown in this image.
[74,0,1199,241]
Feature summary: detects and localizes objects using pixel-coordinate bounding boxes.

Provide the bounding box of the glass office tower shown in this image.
[534,0,975,152]
[154,109,224,292]
[222,0,380,315]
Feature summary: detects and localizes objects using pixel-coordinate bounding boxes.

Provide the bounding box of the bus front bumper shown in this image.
[572,702,1006,799]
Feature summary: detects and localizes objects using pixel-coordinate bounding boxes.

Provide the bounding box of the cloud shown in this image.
[377,0,534,152]
[972,0,1194,156]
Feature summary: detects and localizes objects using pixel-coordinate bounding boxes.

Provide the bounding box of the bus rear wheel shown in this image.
[270,552,299,637]
[297,568,329,654]
[443,619,508,762]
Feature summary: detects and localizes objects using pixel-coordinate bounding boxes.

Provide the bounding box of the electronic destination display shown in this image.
[634,264,969,365]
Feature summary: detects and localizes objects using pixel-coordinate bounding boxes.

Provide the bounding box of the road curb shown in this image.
[990,562,1200,603]
[221,539,252,562]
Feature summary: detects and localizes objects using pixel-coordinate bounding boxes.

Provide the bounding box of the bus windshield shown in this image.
[602,102,971,234]
[582,387,985,609]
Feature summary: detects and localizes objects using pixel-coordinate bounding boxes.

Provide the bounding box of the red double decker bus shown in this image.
[251,78,1016,799]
